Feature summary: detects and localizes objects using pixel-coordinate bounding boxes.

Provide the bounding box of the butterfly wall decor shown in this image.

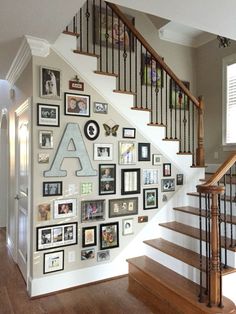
[103,123,119,136]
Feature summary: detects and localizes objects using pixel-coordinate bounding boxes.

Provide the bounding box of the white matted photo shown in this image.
[122,218,134,235]
[143,169,159,185]
[152,154,162,165]
[37,103,60,127]
[94,143,113,161]
[39,130,53,149]
[54,199,77,219]
[43,250,64,274]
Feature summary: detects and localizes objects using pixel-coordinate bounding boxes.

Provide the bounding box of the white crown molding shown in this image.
[6,36,50,86]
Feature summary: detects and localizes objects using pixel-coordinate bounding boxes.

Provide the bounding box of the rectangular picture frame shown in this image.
[64,92,90,117]
[122,128,136,139]
[93,102,108,114]
[82,226,97,248]
[81,248,95,260]
[99,164,116,195]
[40,66,61,100]
[122,218,134,236]
[54,198,77,219]
[176,173,184,185]
[152,154,162,165]
[163,163,171,177]
[39,130,53,149]
[37,103,60,127]
[143,188,158,210]
[119,141,136,165]
[94,143,113,161]
[143,169,159,185]
[121,168,140,195]
[43,250,64,274]
[81,199,105,223]
[43,181,62,197]
[142,53,163,87]
[109,197,138,218]
[169,79,190,110]
[100,222,119,250]
[138,143,151,161]
[161,178,175,192]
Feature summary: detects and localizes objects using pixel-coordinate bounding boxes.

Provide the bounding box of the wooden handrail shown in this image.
[106,2,200,109]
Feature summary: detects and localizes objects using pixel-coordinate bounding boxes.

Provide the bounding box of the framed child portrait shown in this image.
[64,93,90,117]
[99,164,116,195]
[54,199,77,219]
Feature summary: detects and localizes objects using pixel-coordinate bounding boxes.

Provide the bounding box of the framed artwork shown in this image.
[161,178,175,192]
[37,103,60,127]
[38,153,49,164]
[94,102,108,114]
[43,250,64,274]
[39,130,53,149]
[169,79,190,110]
[54,199,77,219]
[142,53,163,88]
[138,143,151,161]
[40,66,61,99]
[152,154,162,165]
[143,169,159,185]
[121,168,140,195]
[122,128,136,139]
[36,222,78,251]
[163,163,171,177]
[94,143,113,161]
[81,182,93,195]
[100,222,119,250]
[143,188,158,210]
[69,80,84,91]
[81,249,95,260]
[97,250,110,262]
[81,199,105,222]
[122,218,134,236]
[109,197,138,218]
[176,173,184,185]
[64,93,90,117]
[84,120,100,141]
[119,141,136,165]
[43,181,62,197]
[38,203,51,221]
[99,164,116,195]
[82,226,97,248]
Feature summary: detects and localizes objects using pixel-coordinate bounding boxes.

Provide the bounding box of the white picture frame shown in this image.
[94,143,113,161]
[54,199,77,219]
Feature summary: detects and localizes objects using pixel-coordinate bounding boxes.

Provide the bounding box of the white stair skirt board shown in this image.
[223,272,236,304]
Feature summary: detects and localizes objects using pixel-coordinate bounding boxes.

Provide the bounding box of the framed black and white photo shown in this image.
[40,66,61,99]
[82,226,97,248]
[39,130,53,149]
[81,249,95,260]
[161,178,175,192]
[163,163,171,177]
[122,218,134,235]
[176,173,184,185]
[94,143,113,161]
[37,103,60,127]
[93,102,108,114]
[54,199,77,219]
[99,164,116,195]
[119,141,136,165]
[138,143,151,161]
[109,197,138,218]
[84,120,100,141]
[143,188,158,210]
[143,169,159,185]
[64,93,90,117]
[43,250,64,274]
[97,250,110,262]
[121,168,140,195]
[43,181,62,197]
[122,128,136,139]
[152,154,162,165]
[81,199,105,222]
[100,222,119,250]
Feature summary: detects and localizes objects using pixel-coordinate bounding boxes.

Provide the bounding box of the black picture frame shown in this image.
[143,188,158,210]
[100,222,119,250]
[161,178,175,192]
[121,168,141,195]
[37,103,60,127]
[81,199,105,222]
[40,66,61,100]
[163,163,171,177]
[176,173,184,185]
[84,120,100,141]
[109,197,138,218]
[99,164,116,195]
[141,53,163,88]
[138,143,151,161]
[122,127,136,139]
[43,181,63,197]
[64,92,90,117]
[82,226,97,248]
[169,79,190,110]
[43,250,64,274]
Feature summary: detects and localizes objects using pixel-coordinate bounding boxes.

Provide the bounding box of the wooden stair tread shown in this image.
[188,192,236,203]
[63,30,80,37]
[113,89,136,95]
[130,107,151,112]
[94,70,118,77]
[159,221,236,252]
[144,238,235,275]
[73,50,100,58]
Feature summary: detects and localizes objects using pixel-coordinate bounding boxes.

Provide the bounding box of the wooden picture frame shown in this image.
[64,93,90,117]
[169,79,190,110]
[43,250,64,274]
[100,222,119,250]
[109,197,138,218]
[37,103,60,127]
[82,226,97,248]
[40,66,61,99]
[121,168,140,195]
[43,181,62,197]
[81,199,105,222]
[143,188,158,210]
[99,164,116,195]
[138,143,151,161]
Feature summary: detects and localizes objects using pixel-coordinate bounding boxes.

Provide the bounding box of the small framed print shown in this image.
[99,164,116,195]
[143,188,158,210]
[37,103,60,127]
[81,249,95,260]
[122,128,136,139]
[81,199,105,222]
[97,250,110,262]
[84,120,100,141]
[143,169,158,185]
[43,181,62,197]
[82,226,97,248]
[38,203,51,221]
[163,163,171,177]
[121,168,140,195]
[119,141,136,165]
[109,197,138,218]
[81,182,93,195]
[38,153,49,163]
[43,250,64,274]
[64,93,90,117]
[152,154,162,165]
[54,199,77,219]
[39,130,53,149]
[94,143,113,161]
[94,102,108,114]
[100,222,119,250]
[69,80,84,91]
[40,66,61,100]
[161,178,175,192]
[176,174,184,185]
[138,143,151,161]
[122,218,134,235]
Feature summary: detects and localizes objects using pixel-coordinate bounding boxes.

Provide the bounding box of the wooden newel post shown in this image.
[196,96,205,167]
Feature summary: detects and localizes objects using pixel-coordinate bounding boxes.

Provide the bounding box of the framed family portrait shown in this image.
[143,188,158,210]
[100,222,119,250]
[163,163,171,177]
[121,168,140,195]
[122,128,136,139]
[119,141,136,165]
[43,250,64,274]
[37,103,60,127]
[161,178,175,192]
[122,218,134,236]
[36,222,78,251]
[169,79,190,110]
[54,199,77,219]
[94,143,113,161]
[40,66,61,100]
[152,154,162,165]
[81,249,95,261]
[82,226,97,248]
[138,143,151,161]
[64,93,90,117]
[81,199,105,222]
[142,53,163,87]
[99,164,116,195]
[93,102,108,114]
[39,130,53,149]
[109,197,138,218]
[43,181,62,197]
[143,169,159,185]
[84,120,100,141]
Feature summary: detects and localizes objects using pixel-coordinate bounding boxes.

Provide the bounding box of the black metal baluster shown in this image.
[93,0,96,54]
[223,174,227,267]
[73,16,76,34]
[174,83,177,139]
[123,24,127,92]
[80,8,83,51]
[118,17,121,90]
[205,194,209,296]
[192,104,195,166]
[183,98,187,152]
[145,50,148,109]
[165,73,168,138]
[129,27,132,92]
[160,65,163,125]
[229,167,233,247]
[218,196,223,308]
[207,195,212,307]
[179,93,182,152]
[86,0,90,53]
[111,11,114,74]
[134,38,138,107]
[188,100,191,153]
[140,45,143,109]
[99,0,102,71]
[160,67,163,125]
[150,56,153,119]
[105,3,108,73]
[199,193,204,303]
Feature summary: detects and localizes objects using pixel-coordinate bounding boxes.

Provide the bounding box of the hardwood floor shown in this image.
[0,227,161,314]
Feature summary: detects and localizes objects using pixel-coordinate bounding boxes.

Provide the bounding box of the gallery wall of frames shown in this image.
[33,52,183,277]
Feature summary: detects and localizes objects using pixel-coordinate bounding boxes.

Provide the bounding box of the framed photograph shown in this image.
[100,222,119,250]
[143,169,159,185]
[43,181,62,197]
[36,222,78,251]
[142,53,163,88]
[54,199,77,219]
[39,130,53,149]
[38,153,49,163]
[176,173,184,185]
[43,250,64,274]
[81,249,95,260]
[99,164,116,195]
[170,79,190,110]
[122,218,134,236]
[81,182,93,195]
[64,93,90,117]
[40,66,61,99]
[143,188,158,210]
[119,141,136,165]
[121,168,140,195]
[97,250,110,262]
[122,128,136,139]
[152,154,162,165]
[38,203,51,221]
[94,102,108,114]
[81,199,105,222]
[161,178,175,192]
[82,226,97,248]
[69,80,84,91]
[94,143,113,161]
[163,163,171,177]
[138,143,151,161]
[109,197,138,218]
[37,103,60,127]
[84,120,100,141]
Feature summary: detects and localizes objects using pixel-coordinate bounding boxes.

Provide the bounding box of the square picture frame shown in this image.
[81,248,95,260]
[39,130,53,149]
[138,143,151,161]
[99,164,116,195]
[109,197,138,218]
[143,169,159,185]
[152,154,162,165]
[40,66,61,99]
[81,182,93,195]
[163,163,171,177]
[122,128,136,139]
[169,79,190,110]
[81,199,105,222]
[142,53,163,88]
[161,178,175,192]
[54,199,77,219]
[122,218,134,236]
[64,93,90,117]
[37,103,60,127]
[93,102,108,114]
[143,188,158,210]
[100,222,119,250]
[82,226,97,248]
[94,143,113,161]
[121,168,141,195]
[43,181,62,197]
[119,141,136,165]
[43,250,64,274]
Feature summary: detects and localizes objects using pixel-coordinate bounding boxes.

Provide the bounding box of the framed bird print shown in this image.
[103,123,119,137]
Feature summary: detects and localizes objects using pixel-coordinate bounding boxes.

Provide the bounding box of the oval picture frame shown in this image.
[84,120,100,141]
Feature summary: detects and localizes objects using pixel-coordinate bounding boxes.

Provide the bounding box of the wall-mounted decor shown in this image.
[142,53,162,88]
[119,141,136,165]
[103,123,119,136]
[99,164,116,195]
[121,168,140,195]
[143,188,158,210]
[82,226,97,248]
[94,143,113,161]
[152,154,162,165]
[176,174,184,185]
[84,120,100,141]
[81,182,93,195]
[169,79,190,110]
[97,250,110,262]
[81,199,105,222]
[43,181,62,197]
[37,103,60,127]
[94,102,108,114]
[39,130,53,149]
[36,222,78,251]
[161,178,175,192]
[138,143,151,161]
[100,222,119,250]
[40,66,61,100]
[38,153,49,164]
[122,128,136,139]
[122,218,134,236]
[138,216,148,223]
[163,163,171,177]
[109,197,138,218]
[64,93,90,117]
[143,169,158,185]
[54,199,77,219]
[43,250,64,274]
[81,249,95,260]
[69,77,84,91]
[38,203,51,221]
